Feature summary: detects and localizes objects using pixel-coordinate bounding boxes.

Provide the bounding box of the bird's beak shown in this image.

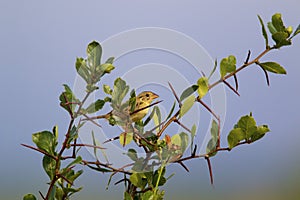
[152,93,159,99]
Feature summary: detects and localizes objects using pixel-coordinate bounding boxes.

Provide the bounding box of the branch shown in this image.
[21,144,57,160]
[157,110,180,137]
[208,47,274,91]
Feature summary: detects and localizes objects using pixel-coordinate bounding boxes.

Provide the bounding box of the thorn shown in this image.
[233,74,239,91]
[245,50,251,64]
[192,145,197,156]
[130,100,163,116]
[168,82,182,107]
[223,80,240,96]
[205,155,214,186]
[178,161,190,172]
[103,136,120,144]
[258,65,270,86]
[39,191,46,200]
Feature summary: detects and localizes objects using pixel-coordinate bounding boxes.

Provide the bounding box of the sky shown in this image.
[1,0,300,199]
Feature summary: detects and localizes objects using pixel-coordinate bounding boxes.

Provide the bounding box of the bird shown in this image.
[88,91,159,123]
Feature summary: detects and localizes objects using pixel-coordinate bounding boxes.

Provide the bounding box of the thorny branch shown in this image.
[23,43,283,199]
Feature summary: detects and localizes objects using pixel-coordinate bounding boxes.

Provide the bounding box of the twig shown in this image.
[157,110,179,137]
[257,64,270,86]
[130,100,163,116]
[57,174,73,185]
[70,143,106,149]
[205,156,214,186]
[196,98,221,147]
[82,113,103,128]
[168,82,182,107]
[21,144,57,160]
[174,119,192,133]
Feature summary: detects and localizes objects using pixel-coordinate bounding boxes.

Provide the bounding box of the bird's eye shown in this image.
[145,93,150,97]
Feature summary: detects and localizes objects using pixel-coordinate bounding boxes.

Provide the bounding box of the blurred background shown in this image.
[1,0,299,199]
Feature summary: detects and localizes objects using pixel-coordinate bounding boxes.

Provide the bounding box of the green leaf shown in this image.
[75,57,90,83]
[153,106,162,131]
[258,15,269,47]
[65,169,83,183]
[267,22,277,35]
[32,131,56,155]
[119,132,133,146]
[210,120,218,140]
[23,194,37,200]
[86,84,99,93]
[251,125,270,142]
[127,149,138,161]
[166,101,176,120]
[143,106,156,126]
[171,133,181,147]
[179,85,198,101]
[87,41,102,70]
[179,132,189,152]
[220,55,236,78]
[197,77,209,99]
[259,62,287,74]
[105,57,115,64]
[190,124,197,152]
[103,84,112,95]
[130,173,147,189]
[171,132,189,153]
[179,94,195,118]
[191,124,197,138]
[66,156,82,169]
[129,89,136,113]
[141,191,154,200]
[59,84,79,115]
[86,164,111,173]
[112,78,129,107]
[55,188,63,200]
[271,13,286,32]
[131,158,146,172]
[153,173,166,187]
[67,125,78,145]
[102,63,115,73]
[63,186,83,194]
[85,99,106,114]
[227,128,246,149]
[52,125,58,144]
[124,192,133,200]
[49,185,56,200]
[206,120,219,156]
[272,32,291,47]
[43,155,57,179]
[208,59,218,80]
[206,138,218,156]
[237,115,257,139]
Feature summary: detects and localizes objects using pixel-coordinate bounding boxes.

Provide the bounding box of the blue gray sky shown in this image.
[1,1,299,199]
